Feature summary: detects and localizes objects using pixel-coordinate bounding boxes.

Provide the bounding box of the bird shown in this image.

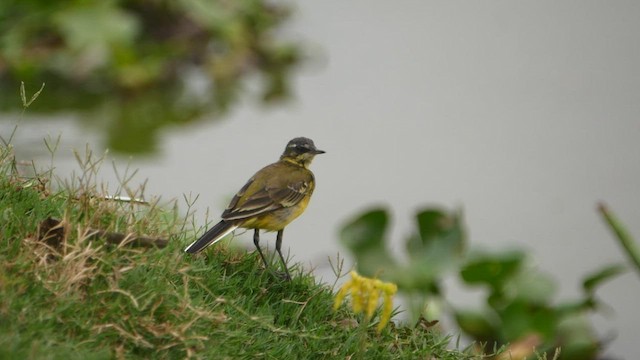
[184,137,325,280]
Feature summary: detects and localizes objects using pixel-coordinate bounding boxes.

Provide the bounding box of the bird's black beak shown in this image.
[312,149,326,155]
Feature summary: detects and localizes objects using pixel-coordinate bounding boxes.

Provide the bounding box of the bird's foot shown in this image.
[274,270,291,282]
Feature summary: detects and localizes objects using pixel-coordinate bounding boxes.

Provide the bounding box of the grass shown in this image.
[0,143,495,359]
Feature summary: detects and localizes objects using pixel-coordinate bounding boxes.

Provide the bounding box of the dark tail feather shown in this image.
[184,221,237,253]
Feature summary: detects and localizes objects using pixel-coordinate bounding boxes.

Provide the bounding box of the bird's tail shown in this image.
[184,220,238,253]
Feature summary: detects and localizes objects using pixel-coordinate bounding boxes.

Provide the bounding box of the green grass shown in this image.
[0,144,492,359]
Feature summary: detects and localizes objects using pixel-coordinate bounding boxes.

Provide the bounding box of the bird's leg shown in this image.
[253,229,270,270]
[276,229,291,281]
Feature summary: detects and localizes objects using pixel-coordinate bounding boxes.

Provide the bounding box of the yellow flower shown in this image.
[333,271,398,332]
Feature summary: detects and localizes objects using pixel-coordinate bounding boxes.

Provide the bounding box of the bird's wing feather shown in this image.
[222,188,279,220]
[222,179,312,221]
[272,182,310,207]
[224,178,253,213]
[184,220,237,253]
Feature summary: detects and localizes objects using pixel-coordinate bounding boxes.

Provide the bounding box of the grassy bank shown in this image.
[0,145,493,359]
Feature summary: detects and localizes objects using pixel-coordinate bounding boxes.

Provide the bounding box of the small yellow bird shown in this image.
[184,137,324,280]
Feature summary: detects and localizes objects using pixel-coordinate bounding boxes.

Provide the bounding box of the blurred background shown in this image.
[2,1,639,358]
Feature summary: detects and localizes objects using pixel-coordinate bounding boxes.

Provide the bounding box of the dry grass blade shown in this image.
[92,323,154,349]
[96,289,140,310]
[27,224,102,298]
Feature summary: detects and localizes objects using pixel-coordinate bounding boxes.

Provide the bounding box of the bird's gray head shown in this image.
[281,137,325,167]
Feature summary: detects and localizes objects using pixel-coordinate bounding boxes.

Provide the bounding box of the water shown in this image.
[6,1,640,358]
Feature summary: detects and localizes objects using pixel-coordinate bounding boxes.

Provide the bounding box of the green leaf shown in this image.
[406,208,465,263]
[460,251,525,289]
[392,208,466,288]
[499,300,558,342]
[556,313,600,360]
[454,309,497,342]
[339,208,388,252]
[598,203,640,275]
[555,299,596,317]
[339,208,395,277]
[510,268,557,305]
[582,263,627,295]
[416,209,447,244]
[412,208,465,250]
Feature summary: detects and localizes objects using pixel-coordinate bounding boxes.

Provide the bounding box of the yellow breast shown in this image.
[240,194,311,231]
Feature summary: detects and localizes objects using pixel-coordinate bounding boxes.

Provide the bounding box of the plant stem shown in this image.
[598,203,640,276]
[356,315,370,360]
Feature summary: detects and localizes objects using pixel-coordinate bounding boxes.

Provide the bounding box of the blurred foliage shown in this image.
[340,207,629,360]
[598,202,640,277]
[0,0,301,153]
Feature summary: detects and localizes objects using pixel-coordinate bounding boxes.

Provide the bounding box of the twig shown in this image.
[89,229,168,248]
[39,217,169,249]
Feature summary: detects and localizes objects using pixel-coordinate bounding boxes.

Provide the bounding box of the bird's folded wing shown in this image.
[222,181,310,221]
